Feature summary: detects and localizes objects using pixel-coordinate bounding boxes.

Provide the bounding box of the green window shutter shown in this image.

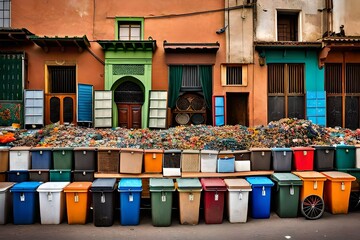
[0,54,23,101]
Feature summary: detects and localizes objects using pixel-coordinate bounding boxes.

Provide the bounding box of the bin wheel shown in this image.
[301,195,325,220]
[348,191,360,211]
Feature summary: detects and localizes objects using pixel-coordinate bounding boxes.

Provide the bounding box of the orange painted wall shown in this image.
[11,0,226,92]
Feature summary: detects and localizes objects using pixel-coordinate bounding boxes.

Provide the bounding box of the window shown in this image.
[277,11,299,41]
[326,63,360,129]
[181,65,202,91]
[221,65,247,86]
[268,63,305,122]
[48,66,76,93]
[119,22,141,40]
[0,0,10,28]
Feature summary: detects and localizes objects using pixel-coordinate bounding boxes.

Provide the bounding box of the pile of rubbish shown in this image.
[2,118,360,150]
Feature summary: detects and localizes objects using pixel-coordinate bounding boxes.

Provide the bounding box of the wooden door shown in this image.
[117,104,142,128]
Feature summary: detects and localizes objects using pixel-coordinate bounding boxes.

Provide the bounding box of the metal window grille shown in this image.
[112,64,144,75]
[346,64,360,94]
[226,66,243,85]
[325,63,342,94]
[48,66,76,93]
[182,66,201,89]
[277,12,298,41]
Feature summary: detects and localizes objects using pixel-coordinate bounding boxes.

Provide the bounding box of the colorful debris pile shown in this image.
[4,118,360,150]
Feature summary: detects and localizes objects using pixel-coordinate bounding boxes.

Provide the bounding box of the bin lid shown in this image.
[0,182,15,192]
[245,177,274,187]
[176,178,202,191]
[224,179,252,190]
[73,170,95,174]
[120,148,143,153]
[10,181,42,192]
[50,169,71,173]
[10,146,31,151]
[37,182,70,192]
[73,147,97,151]
[335,145,355,149]
[312,145,335,150]
[271,148,292,152]
[200,178,226,191]
[64,182,92,192]
[0,146,11,151]
[200,150,218,155]
[292,171,327,181]
[320,171,356,181]
[91,178,117,192]
[97,147,120,151]
[144,149,164,153]
[30,147,53,152]
[270,173,302,186]
[118,178,142,192]
[149,178,175,192]
[53,147,73,151]
[164,149,181,154]
[219,150,234,155]
[291,147,314,151]
[249,147,271,152]
[182,149,200,154]
[29,169,49,173]
[7,170,28,174]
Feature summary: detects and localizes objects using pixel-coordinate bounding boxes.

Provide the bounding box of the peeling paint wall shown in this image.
[226,0,254,63]
[332,0,360,36]
[256,0,324,41]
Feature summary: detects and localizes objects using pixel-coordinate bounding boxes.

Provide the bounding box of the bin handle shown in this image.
[74,192,79,203]
[161,192,167,202]
[283,151,286,156]
[17,151,21,156]
[62,150,65,155]
[82,171,86,176]
[20,193,25,202]
[189,192,194,201]
[290,184,294,196]
[107,150,111,154]
[262,186,266,196]
[47,192,53,201]
[101,192,106,203]
[261,151,265,156]
[129,193,134,202]
[304,151,307,156]
[341,182,345,191]
[313,181,318,190]
[238,190,243,200]
[214,190,219,201]
[152,153,156,159]
[40,150,43,155]
[325,150,329,154]
[83,150,87,155]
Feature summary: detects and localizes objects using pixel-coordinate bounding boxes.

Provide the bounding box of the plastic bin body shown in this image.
[37,182,69,224]
[0,182,15,224]
[97,148,120,173]
[176,178,202,225]
[10,181,42,224]
[7,170,29,182]
[9,147,31,170]
[224,179,252,223]
[246,177,274,219]
[200,178,226,224]
[271,148,293,172]
[163,150,181,176]
[50,169,71,182]
[335,145,356,169]
[0,147,10,172]
[181,150,200,172]
[73,170,94,182]
[91,178,117,227]
[31,147,52,169]
[291,147,314,171]
[0,172,6,182]
[149,178,175,226]
[53,147,73,169]
[64,182,92,224]
[217,151,235,173]
[321,171,356,214]
[73,147,96,170]
[313,146,335,171]
[118,178,142,225]
[270,173,302,218]
[119,148,143,174]
[29,170,49,182]
[250,148,271,171]
[292,171,326,201]
[200,150,218,173]
[144,149,163,173]
[234,150,251,172]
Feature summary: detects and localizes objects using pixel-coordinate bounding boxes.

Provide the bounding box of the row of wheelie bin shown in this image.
[1,171,356,226]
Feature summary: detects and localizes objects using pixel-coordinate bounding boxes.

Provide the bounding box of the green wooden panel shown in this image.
[0,54,23,101]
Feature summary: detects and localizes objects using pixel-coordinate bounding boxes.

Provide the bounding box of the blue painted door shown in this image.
[77,84,93,123]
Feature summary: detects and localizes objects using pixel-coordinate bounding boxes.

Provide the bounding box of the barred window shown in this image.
[0,0,10,28]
